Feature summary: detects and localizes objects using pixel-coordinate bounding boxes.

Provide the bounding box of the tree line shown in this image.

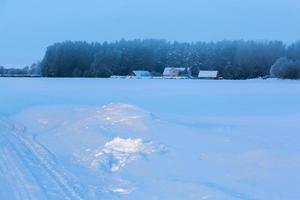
[37,39,300,79]
[0,63,41,76]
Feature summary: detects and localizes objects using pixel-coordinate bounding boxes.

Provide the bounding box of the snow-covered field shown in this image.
[1,78,300,200]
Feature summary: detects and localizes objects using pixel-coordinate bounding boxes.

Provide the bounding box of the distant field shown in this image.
[1,78,300,200]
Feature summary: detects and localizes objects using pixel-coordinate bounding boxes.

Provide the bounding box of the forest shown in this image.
[9,39,300,79]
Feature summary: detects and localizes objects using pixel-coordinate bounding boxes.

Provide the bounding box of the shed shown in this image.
[198,70,219,79]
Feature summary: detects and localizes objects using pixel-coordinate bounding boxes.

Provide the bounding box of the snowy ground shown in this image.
[1,78,300,200]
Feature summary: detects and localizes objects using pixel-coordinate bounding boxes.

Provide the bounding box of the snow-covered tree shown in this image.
[270,57,300,79]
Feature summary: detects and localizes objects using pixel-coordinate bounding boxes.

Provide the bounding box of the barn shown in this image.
[163,67,186,77]
[129,70,151,77]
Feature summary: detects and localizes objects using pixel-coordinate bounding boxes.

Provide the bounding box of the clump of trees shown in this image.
[39,39,300,79]
[0,63,41,76]
[270,57,300,79]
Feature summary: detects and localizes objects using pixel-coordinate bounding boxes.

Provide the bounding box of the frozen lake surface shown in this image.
[1,78,300,200]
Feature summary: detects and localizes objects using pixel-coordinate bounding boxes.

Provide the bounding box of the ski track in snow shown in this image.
[0,119,84,200]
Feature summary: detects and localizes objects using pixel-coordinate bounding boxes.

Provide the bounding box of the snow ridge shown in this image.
[92,137,155,172]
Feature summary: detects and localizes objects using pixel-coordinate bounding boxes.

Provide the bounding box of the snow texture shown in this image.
[92,137,155,172]
[1,78,300,200]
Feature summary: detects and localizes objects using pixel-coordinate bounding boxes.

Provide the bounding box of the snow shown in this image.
[110,187,133,195]
[1,78,300,200]
[96,103,149,131]
[92,137,155,172]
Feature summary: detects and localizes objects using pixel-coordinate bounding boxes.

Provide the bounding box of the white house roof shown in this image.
[163,67,186,76]
[132,70,151,77]
[198,70,218,78]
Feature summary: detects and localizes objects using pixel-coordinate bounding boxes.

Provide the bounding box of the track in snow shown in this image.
[0,119,86,200]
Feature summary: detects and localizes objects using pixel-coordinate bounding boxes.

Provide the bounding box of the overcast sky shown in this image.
[1,0,300,67]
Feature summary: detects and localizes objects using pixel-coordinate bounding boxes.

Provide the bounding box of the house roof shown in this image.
[163,68,186,76]
[132,70,151,76]
[198,70,218,78]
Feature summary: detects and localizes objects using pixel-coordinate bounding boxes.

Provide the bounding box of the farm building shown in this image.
[163,67,186,77]
[198,70,219,79]
[129,70,151,77]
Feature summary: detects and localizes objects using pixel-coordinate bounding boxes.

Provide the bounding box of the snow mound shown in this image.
[109,187,134,195]
[104,137,153,154]
[96,103,149,131]
[92,137,155,172]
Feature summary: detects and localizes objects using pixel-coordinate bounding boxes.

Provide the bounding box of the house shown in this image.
[198,70,219,79]
[128,70,151,77]
[163,67,186,77]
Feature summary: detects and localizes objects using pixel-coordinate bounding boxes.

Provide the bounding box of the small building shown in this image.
[198,70,219,79]
[129,70,151,77]
[163,67,186,77]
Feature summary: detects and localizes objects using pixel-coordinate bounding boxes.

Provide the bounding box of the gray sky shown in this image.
[1,0,300,67]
